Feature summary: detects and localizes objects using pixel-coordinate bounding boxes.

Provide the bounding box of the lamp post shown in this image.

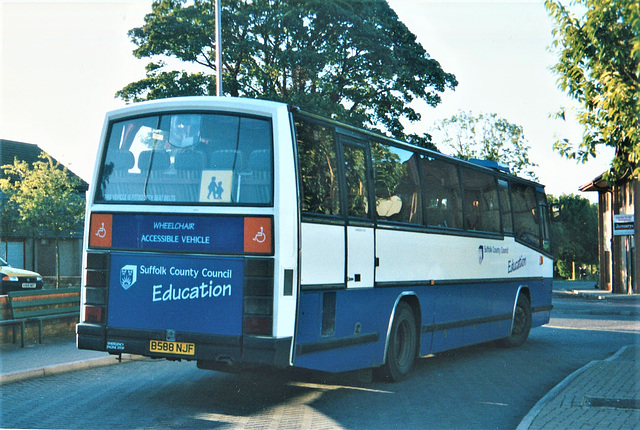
[215,0,222,96]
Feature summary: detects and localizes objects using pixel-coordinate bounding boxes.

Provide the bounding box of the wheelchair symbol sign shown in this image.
[244,217,271,254]
[89,214,113,248]
[253,227,266,243]
[96,222,107,238]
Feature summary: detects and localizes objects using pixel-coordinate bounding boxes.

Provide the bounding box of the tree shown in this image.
[431,111,538,180]
[546,0,640,181]
[0,154,86,288]
[548,194,598,279]
[117,0,457,148]
[0,196,23,239]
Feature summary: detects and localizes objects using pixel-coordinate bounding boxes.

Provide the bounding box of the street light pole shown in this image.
[215,0,223,96]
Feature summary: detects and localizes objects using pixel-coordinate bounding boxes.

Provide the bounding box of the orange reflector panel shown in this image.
[84,305,103,323]
[243,317,272,336]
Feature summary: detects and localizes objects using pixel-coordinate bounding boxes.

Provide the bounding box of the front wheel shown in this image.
[375,302,417,381]
[498,294,532,348]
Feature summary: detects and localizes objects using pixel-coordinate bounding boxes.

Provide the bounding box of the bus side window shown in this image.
[342,143,371,218]
[498,179,513,234]
[461,168,500,233]
[422,157,463,229]
[295,117,341,216]
[372,142,423,225]
[511,182,541,247]
[537,190,551,252]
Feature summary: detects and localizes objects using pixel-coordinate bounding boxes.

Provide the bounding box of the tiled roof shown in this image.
[0,139,89,191]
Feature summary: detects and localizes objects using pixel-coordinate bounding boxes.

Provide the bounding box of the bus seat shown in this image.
[238,150,272,204]
[210,150,244,171]
[175,151,206,172]
[426,208,444,227]
[173,151,206,200]
[111,150,135,172]
[101,150,141,198]
[138,150,171,172]
[247,149,271,173]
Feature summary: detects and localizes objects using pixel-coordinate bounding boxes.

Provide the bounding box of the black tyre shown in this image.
[498,294,532,348]
[375,302,417,381]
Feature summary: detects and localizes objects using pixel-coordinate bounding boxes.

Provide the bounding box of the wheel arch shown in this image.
[499,285,533,348]
[381,292,421,365]
[512,284,531,313]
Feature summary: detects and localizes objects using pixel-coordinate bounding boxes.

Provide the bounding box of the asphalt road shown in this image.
[1,295,638,429]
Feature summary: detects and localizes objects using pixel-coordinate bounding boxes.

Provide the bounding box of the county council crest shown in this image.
[120,265,137,290]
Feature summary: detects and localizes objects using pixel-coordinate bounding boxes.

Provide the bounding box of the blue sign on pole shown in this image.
[108,252,245,335]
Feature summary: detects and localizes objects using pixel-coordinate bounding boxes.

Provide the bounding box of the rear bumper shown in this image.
[76,323,291,369]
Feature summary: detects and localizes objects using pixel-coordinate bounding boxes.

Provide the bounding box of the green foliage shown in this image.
[432,111,538,180]
[1,194,23,238]
[548,193,598,277]
[555,259,573,279]
[117,0,457,147]
[0,154,86,286]
[546,0,640,181]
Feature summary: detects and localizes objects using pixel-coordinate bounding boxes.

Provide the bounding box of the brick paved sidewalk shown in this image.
[518,345,640,429]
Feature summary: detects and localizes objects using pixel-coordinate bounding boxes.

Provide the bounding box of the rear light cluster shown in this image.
[243,258,274,336]
[83,252,109,324]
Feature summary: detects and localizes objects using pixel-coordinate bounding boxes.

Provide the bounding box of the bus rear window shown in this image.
[96,113,273,205]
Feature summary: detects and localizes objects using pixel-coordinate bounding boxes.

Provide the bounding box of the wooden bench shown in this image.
[0,288,80,347]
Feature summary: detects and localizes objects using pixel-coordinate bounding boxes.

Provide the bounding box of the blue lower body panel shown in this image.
[294,288,398,372]
[293,278,552,373]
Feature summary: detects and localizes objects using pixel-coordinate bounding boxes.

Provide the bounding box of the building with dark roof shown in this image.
[1,139,88,282]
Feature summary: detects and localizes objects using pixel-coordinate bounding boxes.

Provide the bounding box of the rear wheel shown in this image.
[498,294,532,348]
[375,302,417,381]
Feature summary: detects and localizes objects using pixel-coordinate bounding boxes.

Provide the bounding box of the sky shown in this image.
[1,0,614,201]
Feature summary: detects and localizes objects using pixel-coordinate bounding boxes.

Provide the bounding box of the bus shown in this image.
[77,97,553,381]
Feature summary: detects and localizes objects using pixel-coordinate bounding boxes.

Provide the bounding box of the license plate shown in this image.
[22,283,36,289]
[149,340,195,356]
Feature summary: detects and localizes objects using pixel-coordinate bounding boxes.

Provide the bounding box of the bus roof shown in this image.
[104,96,288,121]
